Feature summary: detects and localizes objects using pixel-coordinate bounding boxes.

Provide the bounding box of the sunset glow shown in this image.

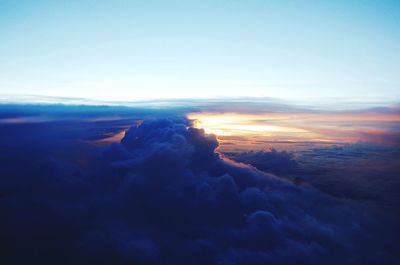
[188,111,400,148]
[188,113,308,136]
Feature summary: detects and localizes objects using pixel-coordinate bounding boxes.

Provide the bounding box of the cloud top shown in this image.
[0,117,397,264]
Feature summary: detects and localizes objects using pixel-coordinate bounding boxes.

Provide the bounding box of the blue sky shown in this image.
[0,0,399,102]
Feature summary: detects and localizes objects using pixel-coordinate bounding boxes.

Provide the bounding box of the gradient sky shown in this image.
[1,0,400,102]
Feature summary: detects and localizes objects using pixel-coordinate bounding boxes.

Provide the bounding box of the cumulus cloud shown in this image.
[0,118,398,264]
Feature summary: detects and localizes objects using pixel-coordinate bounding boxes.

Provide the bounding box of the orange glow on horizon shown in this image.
[188,112,323,143]
[188,113,309,136]
[187,111,399,149]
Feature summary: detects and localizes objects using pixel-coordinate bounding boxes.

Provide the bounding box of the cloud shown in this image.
[225,149,300,177]
[0,117,398,264]
[224,143,400,216]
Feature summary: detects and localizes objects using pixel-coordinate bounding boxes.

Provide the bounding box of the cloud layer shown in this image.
[1,116,398,264]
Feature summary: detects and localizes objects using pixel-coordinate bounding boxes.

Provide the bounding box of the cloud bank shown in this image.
[1,116,398,265]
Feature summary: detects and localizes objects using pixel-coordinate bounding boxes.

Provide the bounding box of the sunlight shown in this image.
[188,112,309,137]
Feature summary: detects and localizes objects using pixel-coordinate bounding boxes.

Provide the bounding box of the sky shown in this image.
[1,2,400,263]
[1,0,400,102]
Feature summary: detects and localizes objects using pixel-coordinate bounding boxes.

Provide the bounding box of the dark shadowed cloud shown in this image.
[0,108,398,264]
